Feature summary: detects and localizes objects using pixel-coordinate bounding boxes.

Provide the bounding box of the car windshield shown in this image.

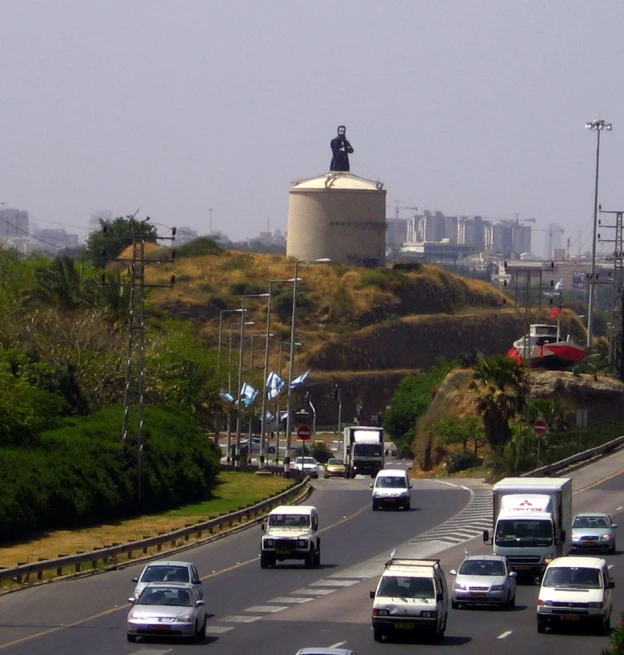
[327,459,344,466]
[140,565,189,583]
[268,514,310,528]
[542,567,602,589]
[459,559,506,576]
[378,576,434,599]
[354,443,382,457]
[573,515,610,529]
[495,519,553,546]
[138,586,195,606]
[376,477,406,489]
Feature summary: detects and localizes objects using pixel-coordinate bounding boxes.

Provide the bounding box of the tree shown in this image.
[470,355,528,448]
[524,398,569,434]
[86,216,159,268]
[433,416,484,457]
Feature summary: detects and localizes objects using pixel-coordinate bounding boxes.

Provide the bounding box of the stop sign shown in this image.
[297,425,312,440]
[533,419,548,435]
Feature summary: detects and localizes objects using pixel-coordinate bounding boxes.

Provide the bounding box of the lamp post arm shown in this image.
[284,262,300,470]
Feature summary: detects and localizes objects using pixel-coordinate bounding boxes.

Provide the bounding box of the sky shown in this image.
[2,0,624,257]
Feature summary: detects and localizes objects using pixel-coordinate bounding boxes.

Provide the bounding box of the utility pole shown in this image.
[117,219,176,507]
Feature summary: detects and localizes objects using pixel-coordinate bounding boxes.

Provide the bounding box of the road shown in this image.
[0,451,623,655]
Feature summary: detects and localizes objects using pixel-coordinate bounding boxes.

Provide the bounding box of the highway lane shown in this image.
[0,471,469,654]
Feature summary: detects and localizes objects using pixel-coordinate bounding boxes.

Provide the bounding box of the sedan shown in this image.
[450,555,517,609]
[324,458,346,479]
[132,560,203,599]
[571,513,618,554]
[292,456,320,478]
[127,582,206,643]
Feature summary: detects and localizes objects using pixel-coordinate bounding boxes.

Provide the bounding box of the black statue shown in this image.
[330,125,354,172]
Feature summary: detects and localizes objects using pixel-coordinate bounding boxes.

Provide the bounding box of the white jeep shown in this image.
[260,505,320,569]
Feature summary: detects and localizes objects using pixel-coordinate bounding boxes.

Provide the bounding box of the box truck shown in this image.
[343,426,384,478]
[483,477,572,578]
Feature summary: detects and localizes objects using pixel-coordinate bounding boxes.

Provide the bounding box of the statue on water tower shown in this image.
[329,125,354,172]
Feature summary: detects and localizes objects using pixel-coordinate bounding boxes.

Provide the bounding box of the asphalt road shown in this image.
[0,452,623,655]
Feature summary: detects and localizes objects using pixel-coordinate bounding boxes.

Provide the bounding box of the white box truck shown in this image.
[483,477,572,578]
[343,426,384,478]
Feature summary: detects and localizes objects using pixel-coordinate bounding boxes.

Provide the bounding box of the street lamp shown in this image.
[235,293,270,467]
[273,339,302,464]
[259,278,299,467]
[249,332,274,369]
[567,314,584,339]
[218,308,244,369]
[586,119,613,345]
[284,259,331,472]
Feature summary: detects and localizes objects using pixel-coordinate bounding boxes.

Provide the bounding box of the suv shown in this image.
[370,558,448,642]
[261,505,321,569]
[370,469,412,511]
[537,556,614,634]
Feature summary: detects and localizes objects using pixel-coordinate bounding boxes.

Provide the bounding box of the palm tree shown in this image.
[470,355,529,448]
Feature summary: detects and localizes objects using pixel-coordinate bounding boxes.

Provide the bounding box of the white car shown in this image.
[450,555,517,609]
[291,456,320,478]
[132,560,203,600]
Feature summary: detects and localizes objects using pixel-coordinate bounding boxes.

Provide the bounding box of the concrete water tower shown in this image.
[286,126,387,267]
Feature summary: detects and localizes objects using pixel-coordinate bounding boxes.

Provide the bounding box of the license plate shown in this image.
[150,625,171,631]
[561,615,580,621]
[394,623,414,629]
[471,592,488,597]
[385,498,396,502]
[277,549,291,555]
[514,565,531,570]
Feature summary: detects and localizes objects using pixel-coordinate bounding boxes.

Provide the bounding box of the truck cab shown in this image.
[344,426,384,478]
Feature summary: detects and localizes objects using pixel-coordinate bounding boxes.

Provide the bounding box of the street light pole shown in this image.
[284,259,330,473]
[218,308,244,369]
[235,294,269,468]
[586,119,613,346]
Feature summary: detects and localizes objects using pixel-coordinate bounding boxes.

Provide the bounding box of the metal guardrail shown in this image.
[521,434,624,478]
[0,473,309,589]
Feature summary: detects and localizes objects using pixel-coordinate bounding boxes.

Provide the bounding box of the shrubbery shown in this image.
[0,406,221,542]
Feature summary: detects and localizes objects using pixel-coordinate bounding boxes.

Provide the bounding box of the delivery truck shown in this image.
[483,477,572,578]
[343,425,384,478]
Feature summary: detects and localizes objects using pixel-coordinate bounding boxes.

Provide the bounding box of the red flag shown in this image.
[550,306,562,318]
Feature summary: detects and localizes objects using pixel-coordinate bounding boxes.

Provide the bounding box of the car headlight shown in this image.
[454,583,467,590]
[129,611,137,619]
[572,532,579,540]
[265,539,274,547]
[298,539,308,548]
[602,533,613,540]
[587,602,605,608]
[421,610,438,618]
[372,608,389,616]
[178,613,195,622]
[491,584,505,591]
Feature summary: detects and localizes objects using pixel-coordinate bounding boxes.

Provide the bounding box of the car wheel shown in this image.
[199,616,207,638]
[314,546,321,567]
[537,620,546,634]
[451,600,459,610]
[305,551,315,569]
[373,628,383,642]
[610,544,616,554]
[603,613,611,635]
[260,552,271,569]
[127,634,137,643]
[372,501,379,511]
[504,593,513,610]
[404,502,411,510]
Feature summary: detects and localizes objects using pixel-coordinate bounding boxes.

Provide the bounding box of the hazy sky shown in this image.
[3,1,624,257]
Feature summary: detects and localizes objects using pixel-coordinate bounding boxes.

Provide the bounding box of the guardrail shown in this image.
[521,434,624,478]
[0,474,309,590]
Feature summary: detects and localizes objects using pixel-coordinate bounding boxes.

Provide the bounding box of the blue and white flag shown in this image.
[219,389,234,403]
[554,278,564,292]
[266,371,285,399]
[290,370,311,389]
[240,382,258,406]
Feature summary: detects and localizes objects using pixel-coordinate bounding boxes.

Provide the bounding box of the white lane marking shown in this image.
[618,506,623,511]
[497,631,513,639]
[437,480,460,487]
[134,649,173,655]
[245,605,288,613]
[330,642,346,648]
[268,596,314,604]
[294,588,335,595]
[310,579,359,587]
[206,626,234,634]
[609,564,614,569]
[220,615,262,623]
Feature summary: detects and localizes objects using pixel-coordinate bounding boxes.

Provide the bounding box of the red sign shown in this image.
[533,419,548,435]
[297,425,312,440]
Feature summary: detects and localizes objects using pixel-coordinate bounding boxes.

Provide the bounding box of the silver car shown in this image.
[292,456,320,478]
[571,513,618,554]
[450,555,517,609]
[132,560,203,599]
[127,582,206,643]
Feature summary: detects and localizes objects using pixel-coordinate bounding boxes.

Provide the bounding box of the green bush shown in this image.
[309,441,333,464]
[175,237,223,258]
[357,268,408,292]
[446,451,481,473]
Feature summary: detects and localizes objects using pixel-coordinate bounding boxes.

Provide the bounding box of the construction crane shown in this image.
[394,201,418,220]
[533,223,564,259]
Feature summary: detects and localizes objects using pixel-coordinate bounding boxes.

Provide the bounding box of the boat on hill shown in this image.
[507,323,585,369]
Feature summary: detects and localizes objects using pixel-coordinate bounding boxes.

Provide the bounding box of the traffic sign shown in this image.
[297,425,312,440]
[533,418,548,435]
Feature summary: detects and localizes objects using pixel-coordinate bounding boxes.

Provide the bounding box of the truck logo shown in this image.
[519,500,533,506]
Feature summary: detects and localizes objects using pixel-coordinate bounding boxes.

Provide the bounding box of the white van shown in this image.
[537,556,614,634]
[370,558,448,642]
[370,469,412,511]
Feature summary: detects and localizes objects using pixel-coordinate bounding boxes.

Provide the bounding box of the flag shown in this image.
[550,306,562,318]
[219,390,234,403]
[266,371,284,399]
[290,370,311,389]
[554,278,564,291]
[240,382,258,406]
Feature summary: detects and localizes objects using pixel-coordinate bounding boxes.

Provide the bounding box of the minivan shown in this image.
[370,469,412,511]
